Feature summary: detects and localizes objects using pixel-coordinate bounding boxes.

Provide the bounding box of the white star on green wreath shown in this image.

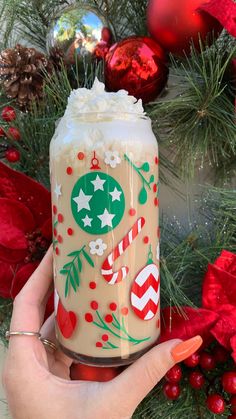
[71,171,125,234]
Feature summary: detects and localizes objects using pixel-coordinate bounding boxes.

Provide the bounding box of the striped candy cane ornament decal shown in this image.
[101,217,145,284]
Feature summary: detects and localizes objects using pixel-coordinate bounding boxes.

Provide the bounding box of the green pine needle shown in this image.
[149,40,236,181]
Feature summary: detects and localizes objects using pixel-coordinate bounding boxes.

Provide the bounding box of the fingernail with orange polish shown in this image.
[171,336,203,363]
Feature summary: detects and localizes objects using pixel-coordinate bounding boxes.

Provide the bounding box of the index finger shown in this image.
[8,246,53,354]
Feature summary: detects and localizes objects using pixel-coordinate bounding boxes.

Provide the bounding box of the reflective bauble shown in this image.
[105,36,168,103]
[47,6,113,64]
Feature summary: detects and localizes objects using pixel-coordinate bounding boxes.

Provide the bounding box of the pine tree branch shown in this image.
[148,40,236,182]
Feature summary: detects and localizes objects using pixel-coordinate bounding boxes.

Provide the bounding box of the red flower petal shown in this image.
[230,335,236,363]
[0,261,15,298]
[0,162,51,227]
[199,0,236,37]
[160,306,219,346]
[41,218,52,241]
[210,304,236,350]
[202,251,236,310]
[0,245,27,263]
[11,261,39,298]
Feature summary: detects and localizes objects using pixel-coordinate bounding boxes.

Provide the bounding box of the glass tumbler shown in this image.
[50,112,160,366]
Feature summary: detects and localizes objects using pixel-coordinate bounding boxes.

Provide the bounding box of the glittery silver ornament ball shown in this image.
[47,6,113,65]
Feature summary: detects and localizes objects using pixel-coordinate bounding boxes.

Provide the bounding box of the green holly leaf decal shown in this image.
[139,187,148,204]
[141,162,150,172]
[149,174,155,184]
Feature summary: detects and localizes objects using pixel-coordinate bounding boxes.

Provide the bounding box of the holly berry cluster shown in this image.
[163,344,236,416]
[0,106,21,163]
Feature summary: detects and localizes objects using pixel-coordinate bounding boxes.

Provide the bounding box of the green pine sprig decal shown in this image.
[90,310,151,346]
[60,245,94,297]
[124,153,154,204]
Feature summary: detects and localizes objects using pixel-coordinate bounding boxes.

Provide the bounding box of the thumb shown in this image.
[108,336,202,415]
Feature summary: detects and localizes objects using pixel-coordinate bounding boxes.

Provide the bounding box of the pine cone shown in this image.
[49,46,66,71]
[0,44,52,108]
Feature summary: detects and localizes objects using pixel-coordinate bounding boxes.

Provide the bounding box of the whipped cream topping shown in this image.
[64,78,145,118]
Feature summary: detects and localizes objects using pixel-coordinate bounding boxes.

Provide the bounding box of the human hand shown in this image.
[2,247,202,419]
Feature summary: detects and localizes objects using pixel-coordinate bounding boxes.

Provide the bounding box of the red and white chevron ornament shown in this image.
[131,263,160,320]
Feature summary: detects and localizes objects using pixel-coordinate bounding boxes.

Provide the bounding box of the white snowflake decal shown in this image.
[104,151,121,168]
[89,238,107,256]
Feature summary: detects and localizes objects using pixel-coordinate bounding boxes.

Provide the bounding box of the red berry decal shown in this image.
[78,152,85,160]
[105,314,113,323]
[129,208,136,216]
[58,213,64,223]
[85,313,93,323]
[155,156,159,165]
[58,235,63,243]
[53,228,57,237]
[96,342,103,348]
[153,184,157,193]
[121,307,128,315]
[89,281,97,290]
[90,301,98,310]
[67,228,74,236]
[55,247,59,256]
[154,197,159,207]
[109,302,117,311]
[66,167,73,175]
[143,236,149,244]
[102,334,109,342]
[53,205,57,215]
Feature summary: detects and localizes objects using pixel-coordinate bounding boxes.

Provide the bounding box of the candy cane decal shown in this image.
[101,217,145,284]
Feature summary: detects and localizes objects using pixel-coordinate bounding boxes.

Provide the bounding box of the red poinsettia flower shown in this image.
[202,250,236,361]
[0,162,52,302]
[160,250,236,362]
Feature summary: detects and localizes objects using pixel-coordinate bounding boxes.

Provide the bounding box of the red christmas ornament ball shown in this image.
[184,352,200,368]
[199,351,216,370]
[147,0,222,56]
[5,148,20,163]
[222,372,236,395]
[163,382,181,400]
[231,395,236,413]
[206,394,225,414]
[7,127,21,141]
[70,363,121,382]
[165,364,182,383]
[1,106,16,122]
[105,36,168,103]
[189,371,205,389]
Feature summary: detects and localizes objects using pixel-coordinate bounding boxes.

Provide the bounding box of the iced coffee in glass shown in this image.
[50,79,160,366]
